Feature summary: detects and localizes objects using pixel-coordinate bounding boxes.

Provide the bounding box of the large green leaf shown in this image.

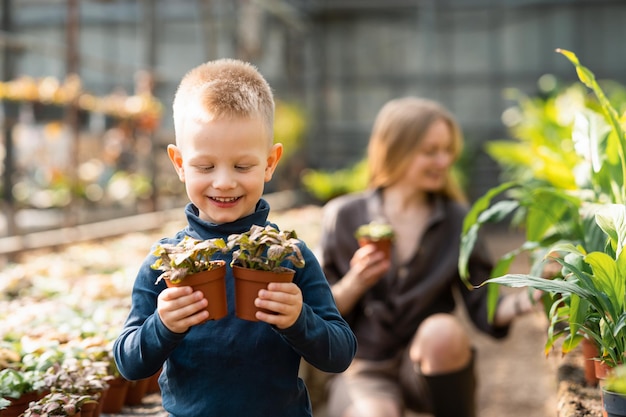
[595,204,626,257]
[558,48,626,203]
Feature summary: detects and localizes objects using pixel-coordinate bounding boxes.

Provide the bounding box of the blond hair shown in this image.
[172,58,274,145]
[367,97,466,203]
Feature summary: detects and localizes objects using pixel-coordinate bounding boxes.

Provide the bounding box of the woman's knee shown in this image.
[410,313,472,374]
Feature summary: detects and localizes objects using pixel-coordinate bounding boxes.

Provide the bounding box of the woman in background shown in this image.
[318,97,536,417]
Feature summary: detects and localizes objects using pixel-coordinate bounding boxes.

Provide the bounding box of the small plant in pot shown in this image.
[0,368,48,417]
[22,391,92,417]
[603,364,626,417]
[354,221,395,261]
[227,225,305,321]
[151,236,229,320]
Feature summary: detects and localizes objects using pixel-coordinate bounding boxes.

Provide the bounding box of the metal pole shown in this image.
[2,0,17,237]
[140,0,158,212]
[64,0,80,226]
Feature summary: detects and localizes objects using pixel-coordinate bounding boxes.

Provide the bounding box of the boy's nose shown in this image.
[213,169,236,189]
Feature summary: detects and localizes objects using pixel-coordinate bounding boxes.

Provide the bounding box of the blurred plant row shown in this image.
[0,228,166,416]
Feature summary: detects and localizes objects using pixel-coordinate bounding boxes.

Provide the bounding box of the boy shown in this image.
[113,59,357,417]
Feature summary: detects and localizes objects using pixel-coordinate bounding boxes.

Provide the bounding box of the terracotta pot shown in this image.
[79,400,98,417]
[595,359,613,381]
[603,388,626,417]
[100,376,129,414]
[358,237,393,261]
[93,387,108,417]
[581,337,600,386]
[165,262,228,320]
[124,377,150,406]
[233,266,295,321]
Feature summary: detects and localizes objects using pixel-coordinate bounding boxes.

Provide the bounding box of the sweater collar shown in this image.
[184,199,271,240]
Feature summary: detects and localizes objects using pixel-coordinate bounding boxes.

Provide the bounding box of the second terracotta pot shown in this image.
[358,237,393,261]
[232,266,295,321]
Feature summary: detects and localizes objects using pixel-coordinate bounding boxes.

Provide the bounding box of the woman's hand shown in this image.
[348,243,391,290]
[331,243,391,315]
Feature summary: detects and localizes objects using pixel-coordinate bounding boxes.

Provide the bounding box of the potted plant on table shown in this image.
[151,236,229,320]
[355,221,395,261]
[227,225,305,321]
[458,49,626,379]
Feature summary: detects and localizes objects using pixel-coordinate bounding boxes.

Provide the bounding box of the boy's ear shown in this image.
[264,143,283,182]
[167,144,185,182]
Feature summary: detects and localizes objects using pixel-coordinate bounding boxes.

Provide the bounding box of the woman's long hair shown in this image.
[367,97,467,203]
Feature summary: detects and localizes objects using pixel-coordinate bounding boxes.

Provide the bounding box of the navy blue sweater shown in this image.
[113,200,357,417]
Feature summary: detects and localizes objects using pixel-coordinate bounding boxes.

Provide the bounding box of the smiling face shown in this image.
[400,118,455,193]
[167,115,282,224]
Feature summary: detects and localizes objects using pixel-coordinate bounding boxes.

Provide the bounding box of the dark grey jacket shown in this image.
[318,189,509,360]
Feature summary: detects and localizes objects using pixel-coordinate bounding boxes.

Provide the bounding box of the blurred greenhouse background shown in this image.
[1,0,625,243]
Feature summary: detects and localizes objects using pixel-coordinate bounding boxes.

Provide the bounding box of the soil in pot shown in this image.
[165,261,228,320]
[233,266,294,321]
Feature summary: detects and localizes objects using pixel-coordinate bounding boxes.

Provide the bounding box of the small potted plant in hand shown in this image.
[355,221,395,261]
[227,225,305,321]
[151,236,229,320]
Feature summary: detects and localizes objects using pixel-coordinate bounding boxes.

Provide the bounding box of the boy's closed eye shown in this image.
[193,164,214,172]
[235,164,254,172]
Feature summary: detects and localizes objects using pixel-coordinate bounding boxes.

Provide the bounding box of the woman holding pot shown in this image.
[317,97,538,417]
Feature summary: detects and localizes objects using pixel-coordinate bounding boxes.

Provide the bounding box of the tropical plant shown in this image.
[151,236,228,284]
[458,49,626,367]
[227,225,305,272]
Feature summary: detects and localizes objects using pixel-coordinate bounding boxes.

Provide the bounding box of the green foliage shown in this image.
[227,225,305,272]
[274,101,307,163]
[300,159,368,203]
[151,236,227,284]
[0,368,46,400]
[605,364,626,394]
[458,49,626,365]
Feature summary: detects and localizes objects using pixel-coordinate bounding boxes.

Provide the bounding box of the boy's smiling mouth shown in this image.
[211,196,240,203]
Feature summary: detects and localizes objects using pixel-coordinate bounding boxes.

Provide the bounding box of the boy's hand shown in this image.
[157,286,209,333]
[255,282,302,329]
